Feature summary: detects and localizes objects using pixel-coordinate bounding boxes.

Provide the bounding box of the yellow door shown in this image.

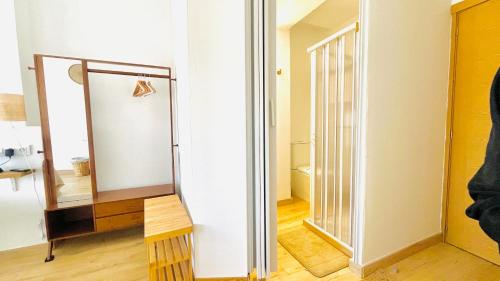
[446,0,500,265]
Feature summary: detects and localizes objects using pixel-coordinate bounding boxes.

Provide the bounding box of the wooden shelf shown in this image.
[46,184,174,211]
[46,199,93,211]
[48,219,94,240]
[145,195,193,281]
[165,259,191,281]
[96,184,175,203]
[45,205,95,240]
[144,195,193,243]
[149,257,191,281]
[0,170,32,180]
[148,236,190,268]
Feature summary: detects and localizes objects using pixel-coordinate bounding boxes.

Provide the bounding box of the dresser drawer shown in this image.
[95,198,144,218]
[95,211,144,232]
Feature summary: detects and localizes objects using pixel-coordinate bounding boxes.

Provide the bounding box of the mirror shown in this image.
[87,63,173,191]
[43,57,92,203]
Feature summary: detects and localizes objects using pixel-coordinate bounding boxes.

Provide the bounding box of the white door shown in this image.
[252,0,277,279]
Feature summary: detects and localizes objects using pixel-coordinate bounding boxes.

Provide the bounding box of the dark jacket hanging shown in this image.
[466,67,500,250]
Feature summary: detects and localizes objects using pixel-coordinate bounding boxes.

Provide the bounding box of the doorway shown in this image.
[445,0,500,266]
[273,0,360,278]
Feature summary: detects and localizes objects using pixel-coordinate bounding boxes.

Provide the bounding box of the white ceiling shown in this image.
[300,0,358,30]
[277,0,358,30]
[276,0,326,29]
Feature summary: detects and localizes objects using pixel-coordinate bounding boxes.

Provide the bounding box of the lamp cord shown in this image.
[0,156,12,167]
[8,122,45,211]
[9,122,46,239]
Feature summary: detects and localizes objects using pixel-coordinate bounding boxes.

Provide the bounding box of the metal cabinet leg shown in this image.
[44,241,55,262]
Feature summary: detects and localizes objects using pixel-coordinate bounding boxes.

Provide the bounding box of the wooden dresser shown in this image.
[33,55,178,262]
[45,185,175,242]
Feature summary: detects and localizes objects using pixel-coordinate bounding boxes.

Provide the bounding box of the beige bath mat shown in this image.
[278,225,349,277]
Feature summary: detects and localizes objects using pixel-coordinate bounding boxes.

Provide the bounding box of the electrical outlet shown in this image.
[1,145,34,157]
[17,145,34,156]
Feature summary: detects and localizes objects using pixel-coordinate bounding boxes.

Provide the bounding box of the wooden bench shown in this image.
[145,195,193,281]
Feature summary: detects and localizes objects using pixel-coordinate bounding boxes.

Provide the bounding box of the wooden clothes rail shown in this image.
[78,57,177,195]
[31,54,171,69]
[32,54,177,262]
[28,54,178,198]
[84,61,172,79]
[86,69,171,79]
[29,54,174,79]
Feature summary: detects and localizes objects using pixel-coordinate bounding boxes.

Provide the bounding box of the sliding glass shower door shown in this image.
[309,25,358,247]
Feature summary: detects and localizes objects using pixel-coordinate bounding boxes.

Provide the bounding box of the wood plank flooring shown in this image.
[56,171,92,203]
[0,198,498,280]
[272,198,500,281]
[0,228,148,281]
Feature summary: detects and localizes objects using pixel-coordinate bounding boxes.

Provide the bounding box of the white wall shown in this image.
[289,23,330,202]
[290,23,331,168]
[277,0,326,28]
[276,28,291,201]
[0,0,46,251]
[289,0,358,176]
[0,123,46,251]
[1,0,175,250]
[451,0,463,4]
[14,0,175,188]
[14,0,174,125]
[289,19,361,202]
[358,0,451,264]
[171,0,249,278]
[1,0,23,94]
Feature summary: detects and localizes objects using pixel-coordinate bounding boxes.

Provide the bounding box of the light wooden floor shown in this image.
[0,198,499,280]
[272,198,500,281]
[0,228,148,281]
[56,170,92,203]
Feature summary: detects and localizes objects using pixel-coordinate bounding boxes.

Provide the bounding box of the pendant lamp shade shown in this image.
[68,64,83,85]
[0,93,26,121]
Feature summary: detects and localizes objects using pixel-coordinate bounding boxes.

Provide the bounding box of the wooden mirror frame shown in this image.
[33,54,176,209]
[34,54,96,207]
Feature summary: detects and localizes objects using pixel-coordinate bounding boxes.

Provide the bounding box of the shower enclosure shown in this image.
[308,23,359,248]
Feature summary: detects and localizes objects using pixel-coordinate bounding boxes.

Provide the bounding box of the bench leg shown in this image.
[148,242,159,281]
[188,235,193,281]
[149,268,157,281]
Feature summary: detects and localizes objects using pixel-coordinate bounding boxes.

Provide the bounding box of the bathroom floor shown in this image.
[275,198,348,280]
[277,198,310,234]
[272,198,500,281]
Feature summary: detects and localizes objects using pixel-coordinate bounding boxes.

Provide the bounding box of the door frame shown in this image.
[250,0,370,275]
[249,0,277,278]
[441,0,492,240]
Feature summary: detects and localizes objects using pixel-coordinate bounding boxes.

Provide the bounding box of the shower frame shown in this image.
[306,22,360,254]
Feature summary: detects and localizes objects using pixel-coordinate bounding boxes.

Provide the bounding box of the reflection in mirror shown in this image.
[87,63,173,191]
[44,57,92,203]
